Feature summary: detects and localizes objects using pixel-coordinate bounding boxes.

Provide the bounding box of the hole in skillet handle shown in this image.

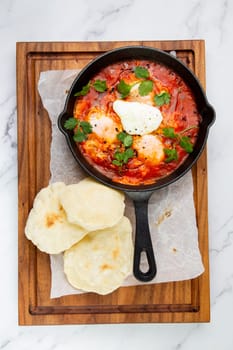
[127,191,157,282]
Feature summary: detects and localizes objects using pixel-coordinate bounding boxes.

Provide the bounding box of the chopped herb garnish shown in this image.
[112,148,134,167]
[117,131,133,147]
[138,80,153,96]
[162,127,176,139]
[112,131,135,167]
[162,126,196,161]
[64,117,78,130]
[74,80,107,96]
[164,148,178,163]
[73,129,88,142]
[124,147,134,159]
[93,79,107,92]
[154,91,171,106]
[179,136,193,153]
[74,82,91,97]
[112,159,122,167]
[79,121,93,134]
[134,66,149,79]
[113,151,123,162]
[162,126,195,152]
[64,118,92,143]
[117,80,132,98]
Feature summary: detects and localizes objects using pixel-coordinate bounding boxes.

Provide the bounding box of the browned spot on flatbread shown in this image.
[100,263,113,271]
[58,204,64,212]
[45,208,65,228]
[172,248,177,253]
[112,248,120,260]
[46,213,60,227]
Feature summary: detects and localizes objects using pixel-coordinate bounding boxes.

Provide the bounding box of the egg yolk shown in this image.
[133,134,165,164]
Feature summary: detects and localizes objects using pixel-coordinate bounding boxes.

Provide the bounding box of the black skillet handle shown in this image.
[133,199,157,282]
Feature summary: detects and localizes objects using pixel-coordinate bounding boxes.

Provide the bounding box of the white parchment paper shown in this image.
[38,70,204,298]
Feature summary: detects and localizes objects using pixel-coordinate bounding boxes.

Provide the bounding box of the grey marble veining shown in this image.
[83,0,135,40]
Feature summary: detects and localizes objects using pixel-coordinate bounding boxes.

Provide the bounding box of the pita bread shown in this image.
[59,178,125,231]
[64,216,133,295]
[25,182,88,254]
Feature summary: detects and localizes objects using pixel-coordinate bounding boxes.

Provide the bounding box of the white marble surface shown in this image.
[0,0,232,348]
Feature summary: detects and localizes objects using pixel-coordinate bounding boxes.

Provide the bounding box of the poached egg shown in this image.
[113,100,163,136]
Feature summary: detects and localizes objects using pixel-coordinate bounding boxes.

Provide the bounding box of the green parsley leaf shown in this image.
[71,120,93,143]
[122,153,130,164]
[162,127,177,139]
[73,129,87,142]
[93,79,107,92]
[124,147,134,159]
[80,121,93,134]
[123,135,133,147]
[179,136,193,153]
[117,131,133,147]
[64,117,78,130]
[74,82,91,97]
[164,148,178,163]
[114,151,124,162]
[117,80,132,98]
[121,148,134,164]
[134,66,149,79]
[154,91,171,106]
[112,148,134,167]
[117,131,127,143]
[138,80,153,96]
[112,159,122,166]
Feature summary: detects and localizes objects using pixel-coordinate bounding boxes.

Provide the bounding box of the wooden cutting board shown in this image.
[17,40,210,325]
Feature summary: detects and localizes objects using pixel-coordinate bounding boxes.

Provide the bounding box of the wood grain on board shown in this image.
[17,40,210,325]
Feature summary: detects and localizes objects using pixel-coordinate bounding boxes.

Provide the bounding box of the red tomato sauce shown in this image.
[73,60,201,185]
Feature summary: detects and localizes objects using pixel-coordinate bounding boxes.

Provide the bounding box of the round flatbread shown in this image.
[59,178,125,231]
[64,216,133,295]
[25,182,88,254]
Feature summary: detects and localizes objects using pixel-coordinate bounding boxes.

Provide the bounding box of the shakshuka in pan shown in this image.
[64,59,201,185]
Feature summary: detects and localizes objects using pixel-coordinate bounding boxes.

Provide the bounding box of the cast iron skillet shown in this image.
[58,46,215,282]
